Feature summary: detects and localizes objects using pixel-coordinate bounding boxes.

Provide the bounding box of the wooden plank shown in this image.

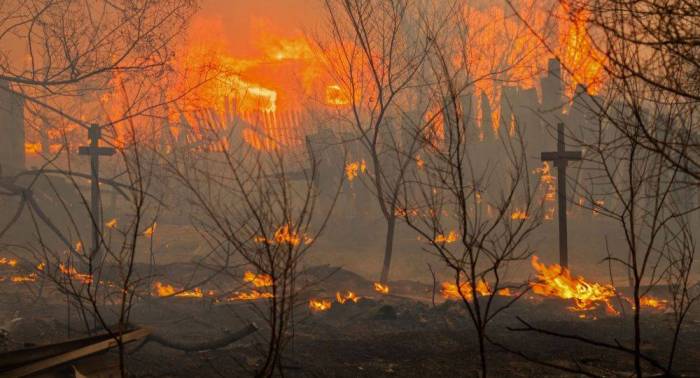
[0,328,149,378]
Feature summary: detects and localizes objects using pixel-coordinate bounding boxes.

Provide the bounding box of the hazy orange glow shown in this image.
[530,256,618,315]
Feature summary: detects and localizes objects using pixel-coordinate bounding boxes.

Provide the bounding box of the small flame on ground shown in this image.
[59,264,93,284]
[255,225,311,246]
[345,160,367,181]
[309,298,332,312]
[435,231,458,244]
[639,296,668,310]
[10,273,37,283]
[225,290,274,301]
[243,271,273,287]
[144,223,157,237]
[0,257,17,267]
[373,282,390,295]
[106,219,117,229]
[511,209,529,220]
[530,256,618,315]
[335,290,361,304]
[153,281,203,298]
[441,279,493,300]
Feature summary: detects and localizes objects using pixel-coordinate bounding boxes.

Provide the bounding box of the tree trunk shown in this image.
[633,283,642,378]
[379,217,396,283]
[477,327,487,378]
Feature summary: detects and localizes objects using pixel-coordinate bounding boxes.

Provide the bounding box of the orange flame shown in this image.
[309,298,332,312]
[441,279,493,300]
[144,223,157,237]
[373,282,390,295]
[225,290,274,301]
[435,231,459,244]
[530,256,618,315]
[243,271,273,287]
[153,281,203,298]
[0,257,18,267]
[345,160,367,181]
[59,264,93,284]
[511,209,529,220]
[105,219,117,229]
[335,290,361,304]
[10,273,37,283]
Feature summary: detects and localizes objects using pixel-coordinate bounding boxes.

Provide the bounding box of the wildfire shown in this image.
[0,257,18,267]
[530,256,618,315]
[24,142,42,154]
[309,298,332,312]
[559,2,606,96]
[254,225,312,246]
[535,162,556,202]
[10,273,37,283]
[59,264,93,284]
[373,282,390,295]
[345,160,367,181]
[105,218,117,229]
[435,231,459,244]
[325,84,351,106]
[144,223,157,237]
[511,209,529,220]
[243,271,273,287]
[639,296,668,310]
[225,290,274,301]
[153,281,203,298]
[441,279,493,300]
[335,290,361,304]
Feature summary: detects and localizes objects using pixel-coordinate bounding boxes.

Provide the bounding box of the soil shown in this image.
[1,264,699,377]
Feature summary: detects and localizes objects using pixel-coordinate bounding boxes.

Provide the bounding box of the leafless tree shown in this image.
[397,9,545,376]
[318,0,432,284]
[162,106,342,376]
